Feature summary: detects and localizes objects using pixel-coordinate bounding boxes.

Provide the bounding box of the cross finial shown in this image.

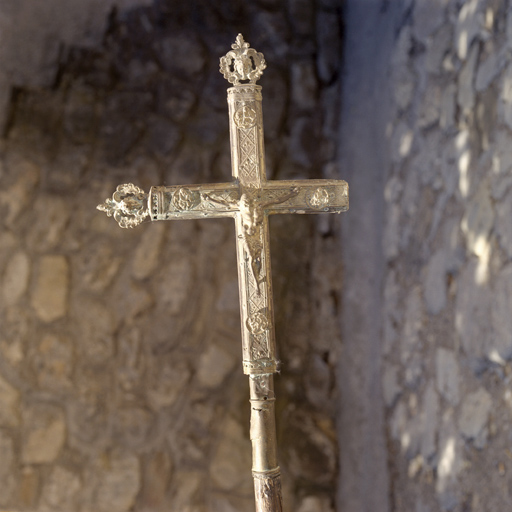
[219,33,266,85]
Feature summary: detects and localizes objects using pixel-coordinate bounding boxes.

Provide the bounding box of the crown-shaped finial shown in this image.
[97,183,149,228]
[220,34,266,85]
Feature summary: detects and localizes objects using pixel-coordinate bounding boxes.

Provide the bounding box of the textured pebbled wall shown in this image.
[340,0,512,510]
[0,1,344,511]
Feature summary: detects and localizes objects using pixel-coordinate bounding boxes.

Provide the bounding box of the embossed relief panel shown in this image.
[227,86,265,187]
[236,214,277,374]
[149,183,239,220]
[264,180,349,215]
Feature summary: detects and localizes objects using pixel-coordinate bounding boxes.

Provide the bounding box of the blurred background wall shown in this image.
[2,1,512,511]
[341,1,512,511]
[0,1,343,511]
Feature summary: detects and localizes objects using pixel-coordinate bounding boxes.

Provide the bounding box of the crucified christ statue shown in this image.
[203,186,299,293]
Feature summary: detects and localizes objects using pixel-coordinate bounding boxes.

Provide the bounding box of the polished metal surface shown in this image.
[98,34,349,512]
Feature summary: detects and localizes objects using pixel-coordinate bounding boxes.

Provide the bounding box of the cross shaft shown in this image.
[98,34,348,512]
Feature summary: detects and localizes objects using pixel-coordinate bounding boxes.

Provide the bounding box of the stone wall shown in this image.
[0,1,344,511]
[340,0,512,510]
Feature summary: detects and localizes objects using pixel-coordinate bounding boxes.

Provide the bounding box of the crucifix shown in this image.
[98,34,348,512]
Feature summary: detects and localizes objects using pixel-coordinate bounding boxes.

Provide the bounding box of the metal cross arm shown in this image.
[97,33,348,512]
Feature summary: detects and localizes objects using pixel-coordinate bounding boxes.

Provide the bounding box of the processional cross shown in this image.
[98,34,348,512]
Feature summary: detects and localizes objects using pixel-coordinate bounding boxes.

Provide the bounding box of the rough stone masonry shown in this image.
[5,0,511,511]
[0,1,343,511]
[340,0,512,511]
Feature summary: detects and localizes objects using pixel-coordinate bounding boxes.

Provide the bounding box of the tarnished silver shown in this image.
[98,34,349,512]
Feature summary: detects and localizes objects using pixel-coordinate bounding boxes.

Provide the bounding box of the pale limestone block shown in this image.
[496,192,512,258]
[0,373,20,427]
[2,251,30,306]
[31,255,69,322]
[210,416,252,493]
[39,466,81,512]
[390,401,407,444]
[436,348,460,405]
[131,222,165,280]
[455,0,484,61]
[421,382,439,460]
[491,263,512,359]
[424,249,447,315]
[436,409,463,500]
[455,259,492,357]
[461,179,494,258]
[197,343,236,389]
[391,122,414,164]
[457,43,479,113]
[408,454,424,479]
[459,388,492,447]
[413,0,448,41]
[0,431,15,503]
[21,405,66,464]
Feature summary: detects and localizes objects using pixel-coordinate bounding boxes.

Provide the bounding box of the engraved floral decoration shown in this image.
[97,183,148,228]
[220,34,266,85]
[247,311,270,335]
[306,187,331,210]
[172,187,200,211]
[234,105,257,129]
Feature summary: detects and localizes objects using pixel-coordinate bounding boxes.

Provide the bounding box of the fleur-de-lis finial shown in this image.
[220,33,266,85]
